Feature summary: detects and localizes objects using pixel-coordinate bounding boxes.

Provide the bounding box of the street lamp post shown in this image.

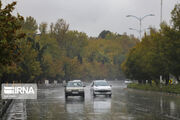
[129,28,140,34]
[129,27,151,36]
[126,14,155,40]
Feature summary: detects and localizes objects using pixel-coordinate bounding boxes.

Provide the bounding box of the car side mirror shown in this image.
[110,85,112,87]
[64,85,66,87]
[83,85,86,87]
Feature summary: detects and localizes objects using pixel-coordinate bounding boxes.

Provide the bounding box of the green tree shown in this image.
[98,30,111,39]
[63,57,81,81]
[17,38,41,83]
[0,1,24,83]
[39,22,48,34]
[53,19,69,47]
[171,4,180,30]
[0,1,24,66]
[122,3,180,84]
[170,4,180,82]
[22,16,38,33]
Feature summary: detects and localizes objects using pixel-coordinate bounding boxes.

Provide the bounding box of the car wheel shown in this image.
[82,93,85,98]
[109,94,112,97]
[65,94,68,99]
[93,92,96,97]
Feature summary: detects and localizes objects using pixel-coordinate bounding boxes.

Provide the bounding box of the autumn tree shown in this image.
[22,16,38,33]
[0,1,24,83]
[122,3,180,84]
[39,22,48,34]
[98,30,111,39]
[0,1,140,83]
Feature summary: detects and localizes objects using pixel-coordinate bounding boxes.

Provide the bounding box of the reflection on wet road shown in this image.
[26,81,180,120]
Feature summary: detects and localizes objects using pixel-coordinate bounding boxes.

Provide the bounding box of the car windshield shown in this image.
[67,82,83,87]
[94,81,109,86]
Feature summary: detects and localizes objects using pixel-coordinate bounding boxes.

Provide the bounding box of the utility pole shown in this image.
[160,0,163,23]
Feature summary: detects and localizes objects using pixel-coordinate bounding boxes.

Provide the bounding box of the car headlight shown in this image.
[66,89,72,92]
[94,87,99,90]
[107,88,112,90]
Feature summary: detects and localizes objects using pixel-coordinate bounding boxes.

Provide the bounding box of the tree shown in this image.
[63,57,81,81]
[0,1,140,83]
[170,4,180,82]
[63,31,88,62]
[17,38,41,83]
[22,16,38,33]
[171,4,180,30]
[122,5,180,84]
[0,1,24,65]
[39,22,48,34]
[0,1,24,82]
[35,32,64,81]
[53,19,69,47]
[41,53,64,81]
[98,30,111,39]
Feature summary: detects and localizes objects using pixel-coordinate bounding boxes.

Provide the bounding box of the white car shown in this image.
[91,80,112,97]
[124,80,133,84]
[65,80,85,99]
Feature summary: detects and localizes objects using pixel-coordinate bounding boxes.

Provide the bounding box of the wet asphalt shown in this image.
[26,81,180,120]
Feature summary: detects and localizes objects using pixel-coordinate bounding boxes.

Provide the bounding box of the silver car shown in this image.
[65,80,85,99]
[91,80,112,97]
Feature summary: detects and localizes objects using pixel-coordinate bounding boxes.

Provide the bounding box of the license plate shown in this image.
[72,92,78,94]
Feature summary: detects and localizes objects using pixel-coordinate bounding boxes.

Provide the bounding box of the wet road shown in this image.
[26,81,180,120]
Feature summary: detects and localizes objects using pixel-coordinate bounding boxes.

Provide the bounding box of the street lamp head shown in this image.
[129,28,140,33]
[126,15,131,17]
[149,14,155,16]
[127,13,155,40]
[129,28,134,30]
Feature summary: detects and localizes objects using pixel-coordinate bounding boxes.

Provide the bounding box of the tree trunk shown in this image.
[155,80,159,86]
[148,80,152,85]
[138,80,142,84]
[165,74,169,85]
[143,80,146,84]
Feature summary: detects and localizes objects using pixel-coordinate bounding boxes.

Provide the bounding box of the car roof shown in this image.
[72,80,82,82]
[67,80,82,83]
[93,80,107,82]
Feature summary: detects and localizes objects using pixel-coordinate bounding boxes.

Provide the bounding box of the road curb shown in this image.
[3,99,27,120]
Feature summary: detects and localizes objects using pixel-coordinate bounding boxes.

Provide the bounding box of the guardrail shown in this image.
[38,83,63,89]
[0,97,13,118]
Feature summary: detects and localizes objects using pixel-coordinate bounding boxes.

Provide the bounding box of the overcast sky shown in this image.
[2,0,180,37]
